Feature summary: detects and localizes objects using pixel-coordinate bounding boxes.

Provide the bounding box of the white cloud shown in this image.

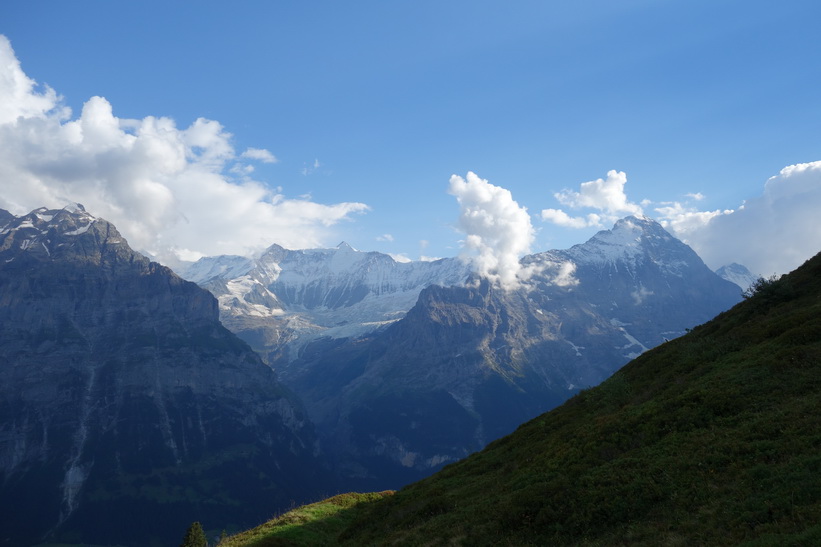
[241,147,278,163]
[376,233,394,242]
[541,170,643,229]
[654,201,731,236]
[663,161,821,276]
[0,35,65,124]
[541,164,821,276]
[555,170,643,216]
[0,36,368,264]
[540,208,602,229]
[448,171,534,290]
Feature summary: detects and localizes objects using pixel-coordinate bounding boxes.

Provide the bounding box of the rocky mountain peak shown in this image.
[0,205,134,265]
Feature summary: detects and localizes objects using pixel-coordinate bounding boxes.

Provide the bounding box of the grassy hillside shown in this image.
[225,252,821,546]
[216,492,392,546]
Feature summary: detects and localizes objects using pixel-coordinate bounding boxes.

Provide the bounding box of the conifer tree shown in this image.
[180,521,208,547]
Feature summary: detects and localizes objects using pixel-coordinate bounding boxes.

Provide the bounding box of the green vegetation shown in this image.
[225,252,821,545]
[180,521,207,547]
[217,492,392,546]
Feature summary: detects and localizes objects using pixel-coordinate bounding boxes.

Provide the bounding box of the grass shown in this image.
[217,492,393,546]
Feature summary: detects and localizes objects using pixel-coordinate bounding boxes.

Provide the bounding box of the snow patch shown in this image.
[64,220,96,236]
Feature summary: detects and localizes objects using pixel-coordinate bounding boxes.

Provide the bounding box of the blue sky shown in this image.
[2,1,821,278]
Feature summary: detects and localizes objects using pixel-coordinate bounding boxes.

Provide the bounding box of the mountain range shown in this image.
[0,205,753,544]
[182,215,744,489]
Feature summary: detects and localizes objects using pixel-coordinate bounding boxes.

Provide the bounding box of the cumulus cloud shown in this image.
[448,171,534,290]
[662,161,821,276]
[540,208,602,228]
[0,36,368,265]
[654,201,732,237]
[376,233,394,242]
[541,170,643,229]
[0,36,64,124]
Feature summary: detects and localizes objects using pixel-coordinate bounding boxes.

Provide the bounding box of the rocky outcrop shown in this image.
[0,206,331,546]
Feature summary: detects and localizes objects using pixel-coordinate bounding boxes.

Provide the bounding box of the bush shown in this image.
[743,274,795,308]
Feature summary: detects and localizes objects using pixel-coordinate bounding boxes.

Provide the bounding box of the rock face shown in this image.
[0,206,330,546]
[269,217,744,489]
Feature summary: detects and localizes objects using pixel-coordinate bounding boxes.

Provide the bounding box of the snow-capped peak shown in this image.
[563,216,671,265]
[715,263,757,291]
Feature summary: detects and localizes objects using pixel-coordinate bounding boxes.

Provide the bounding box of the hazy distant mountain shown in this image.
[0,206,330,546]
[193,216,741,489]
[716,262,758,291]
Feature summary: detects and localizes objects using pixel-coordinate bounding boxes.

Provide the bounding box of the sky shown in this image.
[2,0,821,282]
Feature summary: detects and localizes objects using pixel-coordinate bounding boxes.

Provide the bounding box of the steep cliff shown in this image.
[0,206,330,546]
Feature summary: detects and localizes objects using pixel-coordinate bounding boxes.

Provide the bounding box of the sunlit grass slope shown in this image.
[229,251,821,545]
[218,492,392,546]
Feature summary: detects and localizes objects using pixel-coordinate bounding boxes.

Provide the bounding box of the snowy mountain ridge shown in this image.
[562,216,689,274]
[178,215,743,373]
[178,241,472,360]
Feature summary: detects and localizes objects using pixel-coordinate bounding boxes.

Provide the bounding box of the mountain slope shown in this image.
[279,216,742,488]
[0,206,331,547]
[335,249,821,545]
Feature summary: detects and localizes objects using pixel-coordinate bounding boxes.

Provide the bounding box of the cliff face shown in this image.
[0,206,330,546]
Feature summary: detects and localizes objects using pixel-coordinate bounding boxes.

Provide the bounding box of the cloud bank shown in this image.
[0,35,368,265]
[660,161,821,276]
[449,172,534,290]
[541,165,821,276]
